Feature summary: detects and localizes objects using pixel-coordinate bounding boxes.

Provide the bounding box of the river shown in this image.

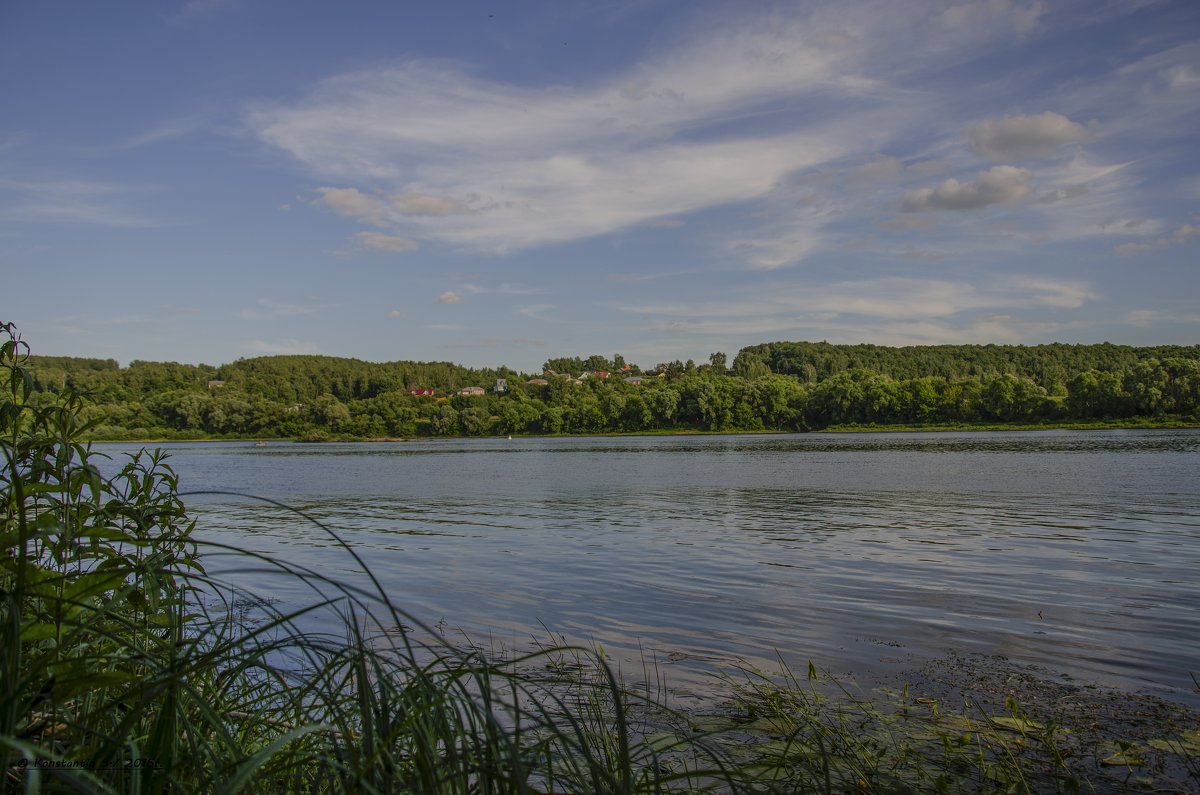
[96,429,1200,705]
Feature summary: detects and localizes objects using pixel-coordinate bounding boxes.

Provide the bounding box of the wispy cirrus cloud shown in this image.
[245,7,898,263]
[246,0,1188,280]
[516,303,555,320]
[0,178,160,227]
[1115,222,1199,255]
[620,274,1097,344]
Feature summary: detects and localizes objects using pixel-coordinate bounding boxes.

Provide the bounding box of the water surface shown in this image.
[97,430,1200,704]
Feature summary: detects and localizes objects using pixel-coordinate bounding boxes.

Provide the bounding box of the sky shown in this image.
[1,0,1198,372]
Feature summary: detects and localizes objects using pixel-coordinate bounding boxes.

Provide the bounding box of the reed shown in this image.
[3,320,1196,793]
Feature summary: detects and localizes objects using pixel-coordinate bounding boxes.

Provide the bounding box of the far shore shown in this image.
[88,418,1200,445]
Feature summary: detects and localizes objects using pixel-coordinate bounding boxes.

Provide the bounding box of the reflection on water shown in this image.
[97,430,1200,704]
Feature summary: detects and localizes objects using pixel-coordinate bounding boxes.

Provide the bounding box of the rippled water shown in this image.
[96,429,1200,704]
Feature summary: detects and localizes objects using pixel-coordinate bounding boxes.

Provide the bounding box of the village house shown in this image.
[458,386,486,397]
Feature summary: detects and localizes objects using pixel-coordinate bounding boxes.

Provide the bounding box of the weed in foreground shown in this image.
[3,318,1197,794]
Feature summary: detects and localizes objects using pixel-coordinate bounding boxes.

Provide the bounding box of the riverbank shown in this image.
[488,632,1200,794]
[83,417,1200,443]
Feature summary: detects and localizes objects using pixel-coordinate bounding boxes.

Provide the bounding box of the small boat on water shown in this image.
[253,441,268,447]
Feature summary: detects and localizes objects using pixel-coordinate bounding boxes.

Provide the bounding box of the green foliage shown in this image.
[3,321,206,790]
[7,321,745,792]
[4,321,1196,793]
[18,339,1200,440]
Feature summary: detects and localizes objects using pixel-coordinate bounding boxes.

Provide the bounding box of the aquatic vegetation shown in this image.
[3,320,1197,793]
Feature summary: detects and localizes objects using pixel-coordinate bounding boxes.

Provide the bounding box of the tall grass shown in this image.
[2,320,751,793]
[4,319,1197,794]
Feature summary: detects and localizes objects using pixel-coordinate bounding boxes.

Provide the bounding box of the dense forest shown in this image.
[22,341,1200,439]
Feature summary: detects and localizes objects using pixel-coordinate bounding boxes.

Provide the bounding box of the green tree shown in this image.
[307,394,352,429]
[430,404,459,435]
[459,406,494,436]
[732,351,771,380]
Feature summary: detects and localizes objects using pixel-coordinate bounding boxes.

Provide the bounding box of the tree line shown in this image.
[23,341,1200,439]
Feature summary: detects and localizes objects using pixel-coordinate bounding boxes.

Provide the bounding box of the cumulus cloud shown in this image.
[901,166,1033,212]
[392,193,471,216]
[434,291,461,305]
[967,112,1092,160]
[313,187,387,225]
[355,231,419,252]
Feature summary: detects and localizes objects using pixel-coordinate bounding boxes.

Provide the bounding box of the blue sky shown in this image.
[2,0,1197,371]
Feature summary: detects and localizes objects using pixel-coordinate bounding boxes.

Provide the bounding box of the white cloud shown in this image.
[435,291,461,305]
[1012,276,1096,308]
[623,274,1094,325]
[728,222,823,270]
[1161,64,1199,91]
[908,160,946,174]
[313,187,388,226]
[902,166,1033,212]
[967,112,1092,160]
[617,272,1098,352]
[1116,223,1200,254]
[246,2,1193,277]
[355,231,419,252]
[0,178,158,227]
[939,0,1045,37]
[392,193,471,216]
[516,304,554,319]
[850,153,901,181]
[246,12,889,262]
[1123,309,1200,327]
